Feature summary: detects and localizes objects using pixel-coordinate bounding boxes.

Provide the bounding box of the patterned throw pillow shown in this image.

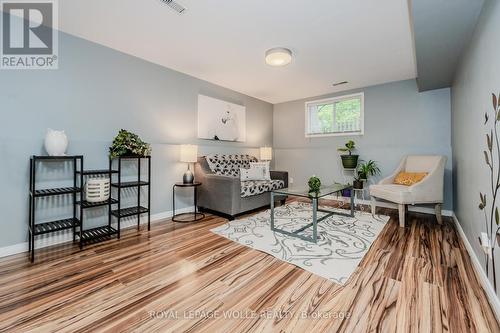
[393,172,428,186]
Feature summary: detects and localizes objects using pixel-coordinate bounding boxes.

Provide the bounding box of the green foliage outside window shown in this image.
[316,98,361,133]
[317,104,333,132]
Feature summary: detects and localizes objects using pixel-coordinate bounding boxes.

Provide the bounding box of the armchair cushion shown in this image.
[370,184,413,204]
[241,179,285,198]
[393,172,428,186]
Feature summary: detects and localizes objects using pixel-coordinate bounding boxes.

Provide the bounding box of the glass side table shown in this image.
[172,182,205,222]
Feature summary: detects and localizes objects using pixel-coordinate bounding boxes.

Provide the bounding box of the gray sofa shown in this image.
[195,154,288,220]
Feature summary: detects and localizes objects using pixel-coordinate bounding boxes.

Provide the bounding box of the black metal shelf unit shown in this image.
[110,156,151,237]
[75,165,119,248]
[29,155,84,262]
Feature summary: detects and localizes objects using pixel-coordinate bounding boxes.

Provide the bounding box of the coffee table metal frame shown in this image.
[270,184,354,243]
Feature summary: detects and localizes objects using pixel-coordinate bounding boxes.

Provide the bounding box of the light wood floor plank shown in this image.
[0,201,498,332]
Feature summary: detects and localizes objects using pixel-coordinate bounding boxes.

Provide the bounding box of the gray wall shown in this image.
[411,0,484,91]
[452,0,500,297]
[273,79,453,210]
[0,30,273,248]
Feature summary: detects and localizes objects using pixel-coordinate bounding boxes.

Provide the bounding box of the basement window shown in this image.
[305,92,364,137]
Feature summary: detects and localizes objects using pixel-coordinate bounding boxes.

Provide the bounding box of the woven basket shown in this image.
[85,178,110,202]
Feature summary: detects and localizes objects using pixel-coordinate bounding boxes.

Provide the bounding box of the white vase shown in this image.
[44,129,68,156]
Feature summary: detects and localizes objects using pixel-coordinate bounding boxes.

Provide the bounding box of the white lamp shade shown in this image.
[260,147,272,161]
[180,144,198,163]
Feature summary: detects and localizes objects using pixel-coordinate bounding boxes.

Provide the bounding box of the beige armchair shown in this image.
[369,155,447,227]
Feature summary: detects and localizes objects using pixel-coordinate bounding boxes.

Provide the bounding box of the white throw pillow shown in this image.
[240,162,270,181]
[251,161,271,180]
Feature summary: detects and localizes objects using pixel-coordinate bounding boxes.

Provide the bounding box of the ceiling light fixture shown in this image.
[265,48,292,67]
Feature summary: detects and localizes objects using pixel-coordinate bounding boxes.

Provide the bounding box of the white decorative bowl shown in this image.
[85,178,110,203]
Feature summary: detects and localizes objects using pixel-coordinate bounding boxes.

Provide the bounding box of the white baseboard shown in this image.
[452,213,500,322]
[324,195,453,217]
[0,206,194,259]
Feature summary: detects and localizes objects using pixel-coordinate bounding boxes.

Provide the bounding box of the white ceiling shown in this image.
[58,0,417,104]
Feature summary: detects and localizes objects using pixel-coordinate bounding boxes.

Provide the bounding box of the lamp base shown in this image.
[183,169,194,184]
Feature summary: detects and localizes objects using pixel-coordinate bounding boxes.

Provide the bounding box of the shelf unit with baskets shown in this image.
[75,165,119,248]
[28,155,152,262]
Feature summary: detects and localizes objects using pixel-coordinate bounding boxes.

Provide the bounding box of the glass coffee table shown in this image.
[271,184,354,243]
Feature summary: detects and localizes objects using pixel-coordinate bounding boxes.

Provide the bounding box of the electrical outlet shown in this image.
[289,177,294,184]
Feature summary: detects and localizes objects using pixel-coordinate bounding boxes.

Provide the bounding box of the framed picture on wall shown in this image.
[197,94,246,142]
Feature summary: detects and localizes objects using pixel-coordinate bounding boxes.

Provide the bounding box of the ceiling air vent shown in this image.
[332,81,348,87]
[160,0,187,14]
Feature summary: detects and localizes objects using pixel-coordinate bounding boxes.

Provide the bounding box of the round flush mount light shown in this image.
[265,48,292,66]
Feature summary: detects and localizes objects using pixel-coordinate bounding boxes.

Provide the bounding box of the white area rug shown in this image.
[211,201,390,284]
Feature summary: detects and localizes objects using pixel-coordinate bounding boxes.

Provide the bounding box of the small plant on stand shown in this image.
[338,140,359,169]
[354,160,381,189]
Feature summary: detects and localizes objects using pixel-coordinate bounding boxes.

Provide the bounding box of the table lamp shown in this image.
[180,144,198,184]
[260,146,272,161]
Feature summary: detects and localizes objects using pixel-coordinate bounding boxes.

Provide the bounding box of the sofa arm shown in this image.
[197,174,241,215]
[202,174,240,197]
[271,171,288,188]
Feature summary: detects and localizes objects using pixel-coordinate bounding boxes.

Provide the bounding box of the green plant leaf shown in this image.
[496,207,499,225]
[485,113,489,124]
[494,93,498,111]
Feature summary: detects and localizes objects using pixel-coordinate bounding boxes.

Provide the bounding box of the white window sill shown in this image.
[305,131,364,138]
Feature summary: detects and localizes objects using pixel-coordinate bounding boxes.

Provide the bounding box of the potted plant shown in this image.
[353,160,381,189]
[337,140,359,169]
[308,175,321,196]
[109,129,152,159]
[353,175,364,190]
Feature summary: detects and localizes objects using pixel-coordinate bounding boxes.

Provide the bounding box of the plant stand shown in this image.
[339,168,369,211]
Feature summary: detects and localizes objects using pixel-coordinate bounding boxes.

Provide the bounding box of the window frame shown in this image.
[304,92,365,138]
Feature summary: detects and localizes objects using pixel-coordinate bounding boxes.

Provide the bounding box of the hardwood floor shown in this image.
[0,201,498,332]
